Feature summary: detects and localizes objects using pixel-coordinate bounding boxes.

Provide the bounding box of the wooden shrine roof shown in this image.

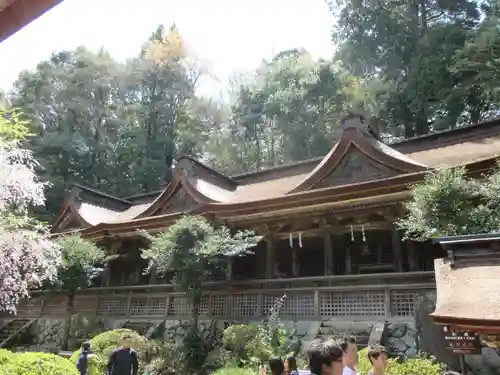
[432,257,500,327]
[52,115,500,238]
[0,0,62,43]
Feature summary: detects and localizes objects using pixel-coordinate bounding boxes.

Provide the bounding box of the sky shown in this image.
[0,0,336,99]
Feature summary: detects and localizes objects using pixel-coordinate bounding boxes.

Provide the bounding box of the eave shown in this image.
[72,155,498,240]
[0,0,62,43]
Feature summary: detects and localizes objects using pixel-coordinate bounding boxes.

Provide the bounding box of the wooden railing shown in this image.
[14,272,435,321]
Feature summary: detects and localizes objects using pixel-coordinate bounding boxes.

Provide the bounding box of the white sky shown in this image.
[0,0,335,98]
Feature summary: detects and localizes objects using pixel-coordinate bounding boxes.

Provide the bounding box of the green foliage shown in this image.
[70,329,145,373]
[142,215,261,303]
[69,328,179,375]
[54,234,106,292]
[0,110,31,144]
[222,295,297,368]
[398,166,500,240]
[356,348,443,375]
[0,351,78,375]
[211,367,256,375]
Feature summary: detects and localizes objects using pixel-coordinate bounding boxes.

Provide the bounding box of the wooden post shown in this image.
[324,233,333,275]
[266,234,275,278]
[314,289,320,318]
[292,248,299,277]
[384,288,391,318]
[345,246,352,274]
[391,226,403,272]
[226,257,233,280]
[407,241,418,271]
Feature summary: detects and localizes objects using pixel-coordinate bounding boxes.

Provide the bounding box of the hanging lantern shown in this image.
[299,232,303,248]
[350,225,354,242]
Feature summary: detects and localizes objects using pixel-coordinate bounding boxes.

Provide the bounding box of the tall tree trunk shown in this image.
[62,292,75,350]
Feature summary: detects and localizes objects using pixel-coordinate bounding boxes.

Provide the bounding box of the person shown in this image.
[106,333,139,375]
[366,345,388,375]
[341,337,358,375]
[284,356,299,375]
[269,356,285,375]
[76,341,98,375]
[308,338,343,375]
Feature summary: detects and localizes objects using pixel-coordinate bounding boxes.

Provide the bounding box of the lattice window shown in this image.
[198,296,209,316]
[320,291,385,317]
[263,293,315,317]
[391,290,422,317]
[231,294,258,317]
[168,296,191,317]
[17,298,43,318]
[212,295,228,317]
[42,297,68,316]
[73,296,98,315]
[130,297,167,317]
[97,296,128,317]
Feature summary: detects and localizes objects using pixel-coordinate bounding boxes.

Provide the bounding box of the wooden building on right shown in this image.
[433,233,500,348]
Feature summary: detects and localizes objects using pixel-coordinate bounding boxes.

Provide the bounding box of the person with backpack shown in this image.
[106,333,139,375]
[76,341,98,375]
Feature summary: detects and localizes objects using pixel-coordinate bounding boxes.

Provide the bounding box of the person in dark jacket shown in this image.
[106,333,139,375]
[76,341,97,375]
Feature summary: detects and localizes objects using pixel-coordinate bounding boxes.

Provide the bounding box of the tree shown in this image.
[398,166,500,240]
[329,0,492,136]
[142,216,261,325]
[54,234,106,349]
[142,215,260,374]
[0,109,61,313]
[206,50,356,174]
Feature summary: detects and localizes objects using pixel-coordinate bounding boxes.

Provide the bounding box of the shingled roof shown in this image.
[52,115,500,236]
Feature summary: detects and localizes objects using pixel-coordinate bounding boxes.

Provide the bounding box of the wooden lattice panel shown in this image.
[168,296,191,317]
[212,295,228,317]
[97,296,128,317]
[73,295,98,316]
[16,298,43,318]
[263,293,315,317]
[390,290,422,316]
[231,294,258,317]
[320,291,385,317]
[42,296,68,317]
[130,297,167,317]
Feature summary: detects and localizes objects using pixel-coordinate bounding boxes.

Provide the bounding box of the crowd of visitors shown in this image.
[262,337,388,375]
[75,334,390,375]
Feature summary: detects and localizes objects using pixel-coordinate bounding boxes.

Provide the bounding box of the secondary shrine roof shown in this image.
[52,115,500,238]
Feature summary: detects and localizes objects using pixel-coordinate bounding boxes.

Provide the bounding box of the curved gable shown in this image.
[289,114,428,193]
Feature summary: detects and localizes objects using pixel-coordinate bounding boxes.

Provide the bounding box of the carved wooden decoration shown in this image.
[316,149,401,188]
[156,187,199,215]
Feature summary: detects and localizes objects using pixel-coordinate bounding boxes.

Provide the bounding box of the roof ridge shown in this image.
[231,116,500,179]
[71,183,132,205]
[177,154,237,184]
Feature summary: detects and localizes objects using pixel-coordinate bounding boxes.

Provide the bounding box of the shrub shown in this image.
[0,351,78,375]
[357,348,443,375]
[69,329,148,373]
[0,348,13,365]
[69,329,178,375]
[211,367,256,375]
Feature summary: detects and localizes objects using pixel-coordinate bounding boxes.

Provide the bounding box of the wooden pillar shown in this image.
[324,233,333,275]
[345,246,352,274]
[292,248,299,277]
[407,241,418,271]
[266,234,275,278]
[226,257,233,280]
[391,226,403,272]
[149,264,158,285]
